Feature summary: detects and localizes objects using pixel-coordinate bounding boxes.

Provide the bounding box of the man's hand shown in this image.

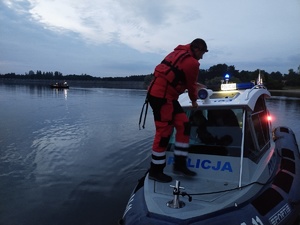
[192,101,198,108]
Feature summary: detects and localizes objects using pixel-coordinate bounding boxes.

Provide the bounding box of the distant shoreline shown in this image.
[270,89,300,93]
[0,78,146,89]
[1,78,300,93]
[269,89,300,98]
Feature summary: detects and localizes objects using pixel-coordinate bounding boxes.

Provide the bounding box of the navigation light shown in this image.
[198,88,213,100]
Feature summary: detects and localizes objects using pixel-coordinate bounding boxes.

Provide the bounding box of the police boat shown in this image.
[120,77,300,225]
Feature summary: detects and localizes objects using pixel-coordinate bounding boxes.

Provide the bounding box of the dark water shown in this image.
[0,84,299,225]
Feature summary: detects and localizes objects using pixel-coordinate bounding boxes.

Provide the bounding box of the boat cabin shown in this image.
[162,85,275,206]
[169,93,271,161]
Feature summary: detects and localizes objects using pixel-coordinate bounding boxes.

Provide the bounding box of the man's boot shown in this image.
[149,162,172,183]
[173,155,197,176]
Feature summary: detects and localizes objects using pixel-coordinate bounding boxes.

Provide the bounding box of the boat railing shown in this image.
[245,84,267,100]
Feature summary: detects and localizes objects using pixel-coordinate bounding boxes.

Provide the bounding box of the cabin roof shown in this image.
[179,86,271,111]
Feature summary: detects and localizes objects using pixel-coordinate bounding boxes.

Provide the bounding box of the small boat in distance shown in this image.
[50,81,69,89]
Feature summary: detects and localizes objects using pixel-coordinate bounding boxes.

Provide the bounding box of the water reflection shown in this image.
[52,88,68,100]
[267,96,300,145]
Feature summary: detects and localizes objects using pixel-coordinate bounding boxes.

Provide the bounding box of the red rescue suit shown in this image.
[148,44,199,166]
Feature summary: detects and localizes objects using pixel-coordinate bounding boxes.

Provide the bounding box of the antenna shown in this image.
[257,70,263,85]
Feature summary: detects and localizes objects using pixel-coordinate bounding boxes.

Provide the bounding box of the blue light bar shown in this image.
[236,83,254,90]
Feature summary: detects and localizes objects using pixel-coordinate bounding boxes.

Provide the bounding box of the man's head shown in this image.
[190,38,208,60]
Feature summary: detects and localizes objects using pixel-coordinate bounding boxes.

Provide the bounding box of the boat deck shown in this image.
[154,174,238,202]
[144,172,260,219]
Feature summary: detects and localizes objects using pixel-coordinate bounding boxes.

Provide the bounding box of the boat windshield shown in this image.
[168,108,243,157]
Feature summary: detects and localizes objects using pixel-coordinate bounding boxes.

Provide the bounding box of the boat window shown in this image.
[244,96,271,161]
[244,115,256,159]
[210,91,240,99]
[170,109,243,156]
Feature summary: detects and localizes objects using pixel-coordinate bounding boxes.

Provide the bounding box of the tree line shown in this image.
[1,64,300,89]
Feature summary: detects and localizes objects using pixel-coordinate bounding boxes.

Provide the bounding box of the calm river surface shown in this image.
[0,84,300,225]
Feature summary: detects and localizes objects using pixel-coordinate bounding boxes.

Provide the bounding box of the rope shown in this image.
[180,179,274,202]
[138,96,149,130]
[138,77,156,130]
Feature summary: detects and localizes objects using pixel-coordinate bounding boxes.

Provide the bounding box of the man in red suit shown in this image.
[147,38,208,182]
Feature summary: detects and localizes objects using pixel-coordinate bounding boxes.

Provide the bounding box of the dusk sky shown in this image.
[1,0,300,77]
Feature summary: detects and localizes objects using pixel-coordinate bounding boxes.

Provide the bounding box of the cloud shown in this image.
[1,0,300,75]
[4,0,300,53]
[3,0,203,53]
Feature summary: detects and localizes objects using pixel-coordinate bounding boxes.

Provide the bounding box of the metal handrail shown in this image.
[245,85,266,100]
